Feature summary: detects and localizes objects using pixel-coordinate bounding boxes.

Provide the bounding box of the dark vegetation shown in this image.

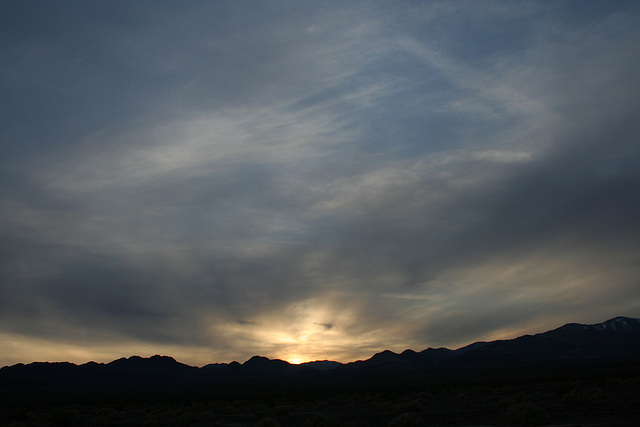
[2,316,640,426]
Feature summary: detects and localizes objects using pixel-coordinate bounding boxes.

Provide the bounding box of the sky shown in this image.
[1,1,640,367]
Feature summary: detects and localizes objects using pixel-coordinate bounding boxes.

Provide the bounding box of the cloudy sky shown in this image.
[1,1,639,367]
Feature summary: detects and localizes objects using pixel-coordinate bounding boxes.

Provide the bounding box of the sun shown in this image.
[289,357,303,365]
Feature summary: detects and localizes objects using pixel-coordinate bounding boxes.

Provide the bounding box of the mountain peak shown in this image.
[244,355,270,364]
[594,316,640,332]
[105,354,192,373]
[243,355,291,368]
[374,349,398,357]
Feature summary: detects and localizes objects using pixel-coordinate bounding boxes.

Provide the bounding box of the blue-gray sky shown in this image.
[1,1,639,366]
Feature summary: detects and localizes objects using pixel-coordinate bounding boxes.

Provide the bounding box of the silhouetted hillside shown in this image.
[448,316,640,368]
[2,316,639,399]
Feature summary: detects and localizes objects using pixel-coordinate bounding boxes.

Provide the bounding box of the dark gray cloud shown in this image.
[1,1,639,365]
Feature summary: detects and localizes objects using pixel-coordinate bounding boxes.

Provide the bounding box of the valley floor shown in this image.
[2,369,640,427]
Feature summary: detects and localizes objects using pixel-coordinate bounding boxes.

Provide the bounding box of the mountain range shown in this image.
[2,316,639,399]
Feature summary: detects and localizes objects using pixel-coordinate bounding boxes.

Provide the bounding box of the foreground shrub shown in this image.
[502,401,547,427]
[388,413,424,427]
[257,417,280,427]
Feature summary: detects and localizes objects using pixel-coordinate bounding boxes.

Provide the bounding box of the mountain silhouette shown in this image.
[338,316,640,373]
[448,316,640,366]
[1,316,639,398]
